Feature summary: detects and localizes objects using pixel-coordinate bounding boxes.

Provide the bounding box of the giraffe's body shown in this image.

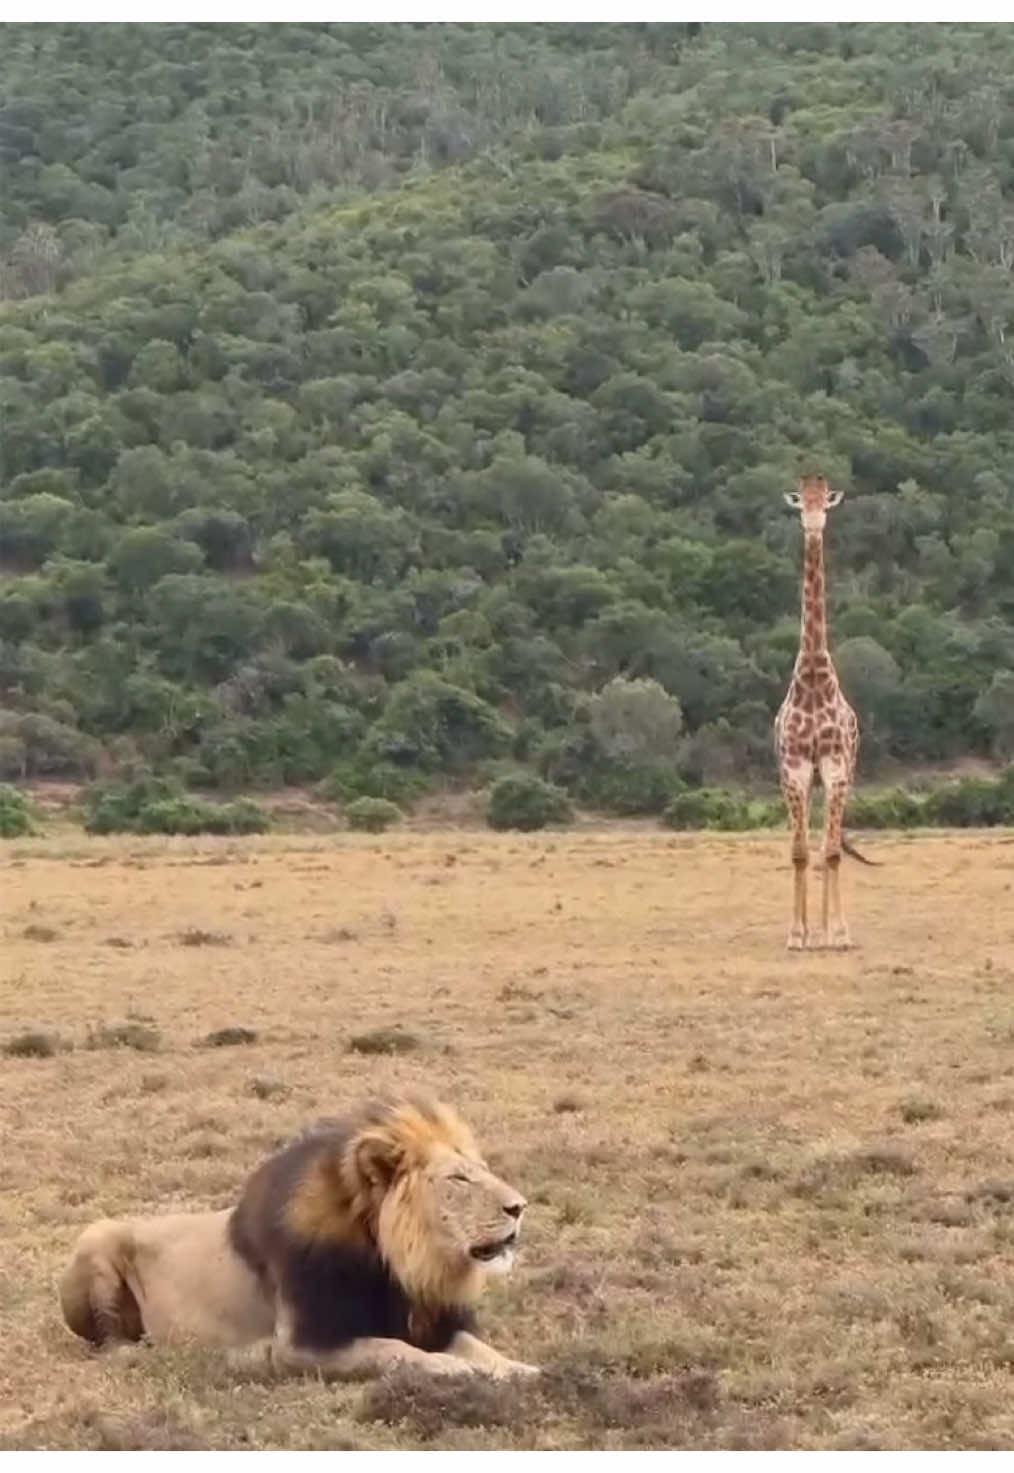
[776,475,865,951]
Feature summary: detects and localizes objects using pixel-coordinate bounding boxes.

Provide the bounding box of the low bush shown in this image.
[0,784,35,838]
[320,760,430,807]
[582,763,682,817]
[345,796,402,833]
[662,788,749,831]
[83,773,177,834]
[83,774,269,836]
[658,771,1014,833]
[487,773,573,832]
[921,770,1014,827]
[745,797,785,828]
[200,799,266,834]
[848,787,925,829]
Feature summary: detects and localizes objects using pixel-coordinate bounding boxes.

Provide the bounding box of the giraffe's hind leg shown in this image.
[819,755,853,950]
[781,765,813,951]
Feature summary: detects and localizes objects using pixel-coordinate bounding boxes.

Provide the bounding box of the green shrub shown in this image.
[848,787,925,829]
[136,797,211,835]
[0,784,35,838]
[208,798,270,834]
[584,763,682,817]
[84,774,268,836]
[345,796,402,833]
[661,788,749,831]
[83,772,178,834]
[137,796,269,835]
[745,797,785,828]
[320,759,430,807]
[653,774,1014,834]
[487,773,572,832]
[922,770,1014,828]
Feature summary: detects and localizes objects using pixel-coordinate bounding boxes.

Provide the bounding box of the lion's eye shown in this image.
[449,1172,470,1183]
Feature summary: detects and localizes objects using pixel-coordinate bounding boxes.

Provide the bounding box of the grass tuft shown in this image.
[355,1366,521,1435]
[248,1076,290,1101]
[3,1030,65,1058]
[22,924,59,943]
[178,928,232,947]
[86,1021,161,1052]
[201,1026,258,1048]
[348,1026,420,1055]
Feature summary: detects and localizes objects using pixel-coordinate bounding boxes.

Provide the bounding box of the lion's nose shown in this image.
[503,1198,525,1219]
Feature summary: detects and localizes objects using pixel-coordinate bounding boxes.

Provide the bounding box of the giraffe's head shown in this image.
[784,474,843,534]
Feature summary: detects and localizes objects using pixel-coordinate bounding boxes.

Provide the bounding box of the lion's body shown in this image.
[59,1096,538,1382]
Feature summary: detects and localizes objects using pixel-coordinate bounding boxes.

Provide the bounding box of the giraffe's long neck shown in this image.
[798,528,828,661]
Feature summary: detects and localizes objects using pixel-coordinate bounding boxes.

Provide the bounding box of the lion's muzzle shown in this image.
[470,1196,526,1263]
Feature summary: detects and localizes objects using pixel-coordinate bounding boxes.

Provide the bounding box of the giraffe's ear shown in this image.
[783,491,802,509]
[827,489,845,508]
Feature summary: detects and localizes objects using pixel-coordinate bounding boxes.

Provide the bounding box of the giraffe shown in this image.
[775,474,876,952]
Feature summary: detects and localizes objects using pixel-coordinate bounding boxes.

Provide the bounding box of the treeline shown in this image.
[1,23,1014,816]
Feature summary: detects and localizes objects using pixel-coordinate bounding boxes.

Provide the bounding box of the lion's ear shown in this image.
[349,1129,402,1191]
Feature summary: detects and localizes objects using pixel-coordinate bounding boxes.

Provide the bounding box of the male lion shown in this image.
[59,1094,539,1381]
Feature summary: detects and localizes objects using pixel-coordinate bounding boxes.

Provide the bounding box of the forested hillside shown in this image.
[3,22,1014,815]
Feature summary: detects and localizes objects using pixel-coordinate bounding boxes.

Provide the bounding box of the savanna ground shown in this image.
[2,823,1014,1450]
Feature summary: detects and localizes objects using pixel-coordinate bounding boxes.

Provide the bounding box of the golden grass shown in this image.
[3,826,1014,1449]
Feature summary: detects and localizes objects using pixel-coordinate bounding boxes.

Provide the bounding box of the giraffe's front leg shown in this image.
[783,772,812,951]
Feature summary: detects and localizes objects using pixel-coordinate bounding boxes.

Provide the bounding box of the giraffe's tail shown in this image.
[842,833,880,866]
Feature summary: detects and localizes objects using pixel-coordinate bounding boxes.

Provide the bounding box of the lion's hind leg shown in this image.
[59,1220,144,1347]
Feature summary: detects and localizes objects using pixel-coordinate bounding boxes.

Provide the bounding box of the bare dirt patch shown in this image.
[3,828,1014,1448]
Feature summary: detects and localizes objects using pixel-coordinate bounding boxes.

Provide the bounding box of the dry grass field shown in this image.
[3,824,1014,1450]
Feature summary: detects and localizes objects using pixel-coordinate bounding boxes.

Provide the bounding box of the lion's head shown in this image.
[342,1096,527,1307]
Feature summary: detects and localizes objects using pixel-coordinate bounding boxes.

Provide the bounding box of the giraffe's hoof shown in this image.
[786,932,807,952]
[829,931,853,951]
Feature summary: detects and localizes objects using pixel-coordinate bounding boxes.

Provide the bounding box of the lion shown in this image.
[59,1094,539,1381]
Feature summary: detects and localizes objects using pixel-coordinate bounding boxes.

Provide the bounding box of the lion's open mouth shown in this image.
[470,1230,518,1263]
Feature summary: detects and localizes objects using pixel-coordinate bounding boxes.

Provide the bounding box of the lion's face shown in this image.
[429,1147,527,1275]
[376,1143,527,1303]
[340,1097,529,1307]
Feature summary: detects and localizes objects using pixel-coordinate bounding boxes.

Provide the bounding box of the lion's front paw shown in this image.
[104,1342,147,1368]
[489,1357,541,1380]
[426,1352,479,1377]
[224,1343,274,1376]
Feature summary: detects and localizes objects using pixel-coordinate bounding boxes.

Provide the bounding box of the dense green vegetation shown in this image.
[345,795,402,832]
[3,23,1014,819]
[487,771,573,831]
[81,772,269,835]
[0,782,34,837]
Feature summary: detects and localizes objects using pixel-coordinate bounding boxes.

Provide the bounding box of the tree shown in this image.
[108,527,204,593]
[588,676,683,764]
[973,670,1014,759]
[301,490,418,583]
[0,495,77,570]
[469,455,579,536]
[365,671,512,773]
